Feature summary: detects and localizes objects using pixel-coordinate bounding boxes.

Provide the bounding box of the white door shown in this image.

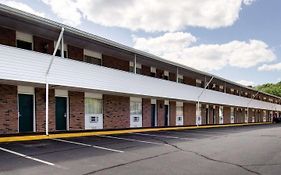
[196,103,202,125]
[230,107,235,123]
[219,106,224,124]
[130,98,142,128]
[176,104,184,126]
[85,97,103,130]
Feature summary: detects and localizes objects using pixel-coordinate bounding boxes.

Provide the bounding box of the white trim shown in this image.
[136,63,142,69]
[84,49,102,59]
[176,101,183,106]
[54,41,67,51]
[16,31,33,43]
[178,74,183,79]
[130,97,142,102]
[196,79,202,84]
[150,67,156,73]
[85,92,102,99]
[18,86,34,94]
[55,89,68,97]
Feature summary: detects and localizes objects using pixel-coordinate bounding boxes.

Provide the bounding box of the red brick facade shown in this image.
[0,84,18,134]
[0,26,16,47]
[103,95,130,129]
[142,98,151,127]
[33,36,54,54]
[157,100,165,127]
[35,88,55,132]
[69,91,85,130]
[68,45,84,61]
[102,55,129,72]
[184,103,196,126]
[169,72,177,82]
[223,106,231,124]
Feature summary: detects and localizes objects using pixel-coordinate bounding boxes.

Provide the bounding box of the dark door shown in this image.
[205,108,209,125]
[164,105,169,126]
[56,97,67,130]
[19,94,34,132]
[151,104,156,127]
[213,108,216,124]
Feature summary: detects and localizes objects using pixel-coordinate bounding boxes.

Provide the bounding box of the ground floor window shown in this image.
[85,98,102,114]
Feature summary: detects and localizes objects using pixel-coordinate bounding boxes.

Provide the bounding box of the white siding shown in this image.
[1,44,281,111]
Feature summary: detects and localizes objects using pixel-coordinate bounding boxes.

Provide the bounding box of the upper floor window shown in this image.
[178,74,184,83]
[150,67,156,77]
[129,62,142,74]
[54,41,67,57]
[84,49,102,65]
[16,31,32,50]
[164,70,169,80]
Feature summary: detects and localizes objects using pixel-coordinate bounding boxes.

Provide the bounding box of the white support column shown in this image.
[45,27,64,136]
[61,35,64,58]
[176,67,179,83]
[197,76,214,126]
[134,54,137,74]
[246,91,259,123]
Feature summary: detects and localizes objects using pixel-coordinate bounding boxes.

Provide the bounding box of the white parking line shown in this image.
[132,132,190,140]
[51,138,124,153]
[0,147,55,166]
[99,135,165,145]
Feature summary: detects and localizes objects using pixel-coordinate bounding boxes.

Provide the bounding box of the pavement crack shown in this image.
[81,150,179,175]
[154,138,262,175]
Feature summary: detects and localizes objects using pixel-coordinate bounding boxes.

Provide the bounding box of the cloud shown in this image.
[236,80,255,86]
[41,0,254,32]
[133,32,276,71]
[258,62,281,71]
[0,0,45,17]
[42,0,81,26]
[243,0,256,5]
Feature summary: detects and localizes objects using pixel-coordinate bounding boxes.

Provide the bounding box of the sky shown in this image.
[1,0,281,86]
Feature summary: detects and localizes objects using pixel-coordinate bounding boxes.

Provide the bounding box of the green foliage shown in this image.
[255,81,281,97]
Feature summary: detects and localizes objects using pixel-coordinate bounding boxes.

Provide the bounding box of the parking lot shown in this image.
[1,124,281,175]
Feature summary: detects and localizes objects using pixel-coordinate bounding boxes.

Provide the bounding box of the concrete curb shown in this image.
[0,122,271,143]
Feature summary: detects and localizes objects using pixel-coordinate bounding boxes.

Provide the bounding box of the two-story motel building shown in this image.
[0,5,281,135]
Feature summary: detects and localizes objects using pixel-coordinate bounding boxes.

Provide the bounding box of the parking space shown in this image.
[1,124,281,175]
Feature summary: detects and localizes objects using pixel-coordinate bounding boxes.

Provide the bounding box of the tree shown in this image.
[255,81,281,97]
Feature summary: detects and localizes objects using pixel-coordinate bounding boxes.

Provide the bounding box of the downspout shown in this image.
[246,91,259,123]
[45,27,64,136]
[196,76,214,126]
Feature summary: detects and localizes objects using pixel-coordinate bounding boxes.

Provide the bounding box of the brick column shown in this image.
[0,84,18,134]
[35,88,55,132]
[184,103,196,126]
[169,101,176,126]
[157,100,165,127]
[142,98,151,127]
[103,95,130,129]
[223,106,231,124]
[69,91,84,130]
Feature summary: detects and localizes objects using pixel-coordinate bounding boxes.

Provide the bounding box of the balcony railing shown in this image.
[0,44,280,111]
